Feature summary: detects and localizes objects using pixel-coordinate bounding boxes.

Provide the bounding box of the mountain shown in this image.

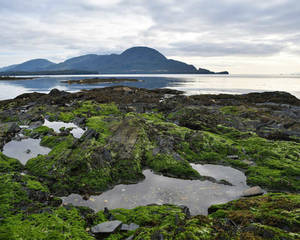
[7,59,55,72]
[1,47,228,74]
[0,64,18,72]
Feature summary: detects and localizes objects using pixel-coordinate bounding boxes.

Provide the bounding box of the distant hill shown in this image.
[1,47,228,75]
[8,59,56,72]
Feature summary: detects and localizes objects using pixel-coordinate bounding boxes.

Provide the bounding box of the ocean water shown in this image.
[0,74,299,100]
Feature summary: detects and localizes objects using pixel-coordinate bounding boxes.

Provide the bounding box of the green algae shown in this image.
[0,173,50,219]
[46,101,121,122]
[145,152,200,179]
[26,135,113,194]
[1,91,300,239]
[25,107,300,194]
[0,152,23,172]
[178,125,300,191]
[89,193,300,240]
[209,193,300,240]
[24,125,55,138]
[0,207,93,240]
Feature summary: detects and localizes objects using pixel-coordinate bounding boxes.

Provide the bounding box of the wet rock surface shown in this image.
[242,186,264,197]
[91,220,122,233]
[0,86,299,239]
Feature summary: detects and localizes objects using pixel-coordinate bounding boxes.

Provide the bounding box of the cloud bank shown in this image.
[1,0,299,73]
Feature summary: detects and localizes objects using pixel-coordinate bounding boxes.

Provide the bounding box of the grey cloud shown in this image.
[165,41,285,57]
[0,0,299,67]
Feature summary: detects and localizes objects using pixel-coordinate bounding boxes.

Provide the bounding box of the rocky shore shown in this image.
[0,86,299,239]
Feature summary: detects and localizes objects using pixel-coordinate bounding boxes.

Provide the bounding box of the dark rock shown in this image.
[91,148,113,168]
[82,193,90,200]
[49,89,62,96]
[243,224,275,239]
[91,220,122,234]
[48,196,63,207]
[26,189,49,202]
[217,179,233,186]
[104,207,114,221]
[81,129,99,140]
[74,117,86,125]
[29,121,43,128]
[7,122,20,133]
[151,231,164,240]
[179,205,191,218]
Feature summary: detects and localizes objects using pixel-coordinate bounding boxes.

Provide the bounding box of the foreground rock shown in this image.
[0,87,299,239]
[91,220,122,233]
[0,87,299,195]
[242,186,264,197]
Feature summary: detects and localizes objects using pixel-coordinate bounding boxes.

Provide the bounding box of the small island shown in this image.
[61,78,140,84]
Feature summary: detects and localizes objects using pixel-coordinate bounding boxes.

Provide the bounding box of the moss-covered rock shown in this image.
[0,172,53,219]
[0,152,23,172]
[209,193,300,240]
[1,87,300,239]
[92,204,216,240]
[0,207,93,240]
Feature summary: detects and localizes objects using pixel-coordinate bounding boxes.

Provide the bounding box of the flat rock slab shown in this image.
[121,223,140,231]
[242,186,264,197]
[91,220,122,233]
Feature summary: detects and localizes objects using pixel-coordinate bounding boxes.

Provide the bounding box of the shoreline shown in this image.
[1,86,299,239]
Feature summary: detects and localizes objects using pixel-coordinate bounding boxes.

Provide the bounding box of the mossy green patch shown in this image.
[0,173,50,219]
[145,152,200,179]
[46,102,121,122]
[182,126,300,191]
[0,207,93,240]
[26,135,113,194]
[209,193,300,240]
[0,152,23,172]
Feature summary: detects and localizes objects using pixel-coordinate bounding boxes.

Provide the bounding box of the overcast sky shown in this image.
[1,0,299,73]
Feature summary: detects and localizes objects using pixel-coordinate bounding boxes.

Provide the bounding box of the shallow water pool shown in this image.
[62,164,248,215]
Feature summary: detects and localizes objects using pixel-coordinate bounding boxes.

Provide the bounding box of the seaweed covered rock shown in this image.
[0,206,94,240]
[25,111,201,195]
[0,152,23,173]
[0,87,300,239]
[209,193,300,240]
[0,172,59,219]
[87,193,300,239]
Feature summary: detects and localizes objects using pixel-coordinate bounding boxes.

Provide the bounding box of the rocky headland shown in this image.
[0,86,299,239]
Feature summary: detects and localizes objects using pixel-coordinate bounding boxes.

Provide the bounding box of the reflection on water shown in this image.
[0,74,300,100]
[2,138,51,164]
[43,119,85,138]
[0,82,31,100]
[62,164,248,215]
[191,163,246,186]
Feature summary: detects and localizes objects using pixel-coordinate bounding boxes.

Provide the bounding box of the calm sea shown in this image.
[0,74,299,100]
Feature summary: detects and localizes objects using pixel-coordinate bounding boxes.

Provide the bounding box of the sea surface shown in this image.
[0,74,300,100]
